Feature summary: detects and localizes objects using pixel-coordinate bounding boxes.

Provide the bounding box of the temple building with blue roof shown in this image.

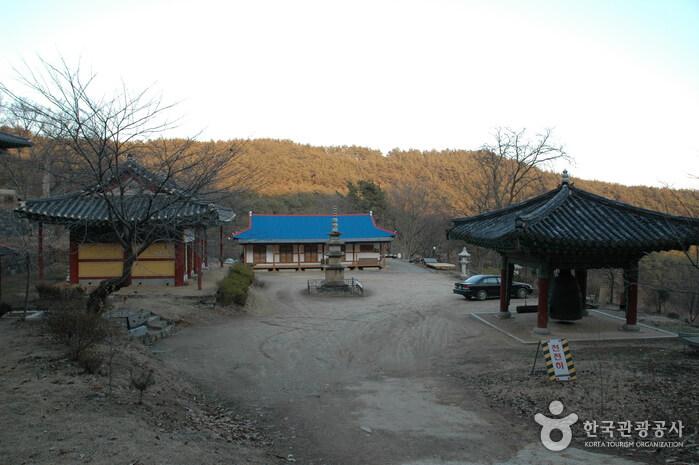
[232,212,396,270]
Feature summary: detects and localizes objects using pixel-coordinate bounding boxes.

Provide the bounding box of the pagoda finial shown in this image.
[331,206,339,233]
[561,169,570,185]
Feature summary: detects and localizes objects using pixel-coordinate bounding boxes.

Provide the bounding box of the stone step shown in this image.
[143,325,175,345]
[146,315,168,330]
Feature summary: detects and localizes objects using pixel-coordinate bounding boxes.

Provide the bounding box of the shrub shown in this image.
[78,350,104,374]
[130,367,155,404]
[217,264,254,306]
[37,283,86,311]
[231,263,254,285]
[47,308,111,360]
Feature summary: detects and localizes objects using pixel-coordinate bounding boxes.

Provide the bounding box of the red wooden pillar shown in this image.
[192,235,198,273]
[196,229,203,291]
[623,264,640,331]
[69,233,79,285]
[37,222,44,281]
[534,265,550,334]
[219,226,224,267]
[507,262,514,306]
[203,231,208,268]
[174,239,185,286]
[498,256,511,317]
[187,243,193,277]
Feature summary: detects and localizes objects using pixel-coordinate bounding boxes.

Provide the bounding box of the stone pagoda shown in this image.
[322,215,346,288]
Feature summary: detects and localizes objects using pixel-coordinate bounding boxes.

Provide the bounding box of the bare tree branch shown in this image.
[1,58,243,312]
[473,127,571,211]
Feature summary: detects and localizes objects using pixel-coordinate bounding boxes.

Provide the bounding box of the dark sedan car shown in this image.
[453,274,533,300]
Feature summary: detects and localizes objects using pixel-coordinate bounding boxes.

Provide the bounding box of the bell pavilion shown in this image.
[448,171,699,334]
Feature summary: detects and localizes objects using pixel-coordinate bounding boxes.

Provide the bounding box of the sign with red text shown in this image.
[543,338,576,381]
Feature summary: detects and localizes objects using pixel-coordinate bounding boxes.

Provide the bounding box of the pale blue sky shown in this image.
[1,0,698,188]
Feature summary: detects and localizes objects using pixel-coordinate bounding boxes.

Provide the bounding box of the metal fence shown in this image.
[307,278,364,296]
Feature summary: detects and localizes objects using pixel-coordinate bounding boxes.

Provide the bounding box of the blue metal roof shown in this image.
[233,214,395,243]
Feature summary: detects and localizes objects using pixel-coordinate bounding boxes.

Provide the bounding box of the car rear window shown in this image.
[464,275,484,284]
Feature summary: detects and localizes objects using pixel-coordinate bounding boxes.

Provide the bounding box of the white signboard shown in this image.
[543,338,576,381]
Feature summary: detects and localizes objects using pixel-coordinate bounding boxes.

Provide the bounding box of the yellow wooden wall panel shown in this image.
[132,261,175,277]
[79,261,123,278]
[78,243,122,260]
[138,243,175,259]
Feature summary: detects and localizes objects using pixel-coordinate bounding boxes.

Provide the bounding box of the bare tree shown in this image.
[1,58,241,312]
[674,175,699,272]
[474,127,570,211]
[388,183,451,259]
[660,175,699,322]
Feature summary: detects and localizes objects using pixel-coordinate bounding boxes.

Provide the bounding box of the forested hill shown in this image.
[2,134,696,218]
[224,138,697,217]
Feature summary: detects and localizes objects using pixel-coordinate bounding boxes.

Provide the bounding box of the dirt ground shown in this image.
[3,260,696,465]
[156,260,698,465]
[0,314,277,465]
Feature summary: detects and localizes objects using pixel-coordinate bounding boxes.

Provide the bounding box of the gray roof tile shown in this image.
[448,183,699,255]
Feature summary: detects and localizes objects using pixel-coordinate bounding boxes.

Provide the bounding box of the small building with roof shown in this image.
[232,212,395,270]
[15,157,234,288]
[448,171,699,334]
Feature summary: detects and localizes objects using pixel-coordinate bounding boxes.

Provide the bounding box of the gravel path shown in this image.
[158,261,647,465]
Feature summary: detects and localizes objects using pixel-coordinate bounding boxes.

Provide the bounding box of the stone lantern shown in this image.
[458,247,471,277]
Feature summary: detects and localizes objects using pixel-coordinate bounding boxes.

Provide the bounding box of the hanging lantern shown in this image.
[549,269,583,321]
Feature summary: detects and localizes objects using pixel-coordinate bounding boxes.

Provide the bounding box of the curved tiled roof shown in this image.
[14,157,234,226]
[448,181,699,255]
[233,213,395,243]
[0,132,32,150]
[15,192,234,226]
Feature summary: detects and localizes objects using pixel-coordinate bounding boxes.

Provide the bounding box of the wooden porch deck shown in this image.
[253,259,384,271]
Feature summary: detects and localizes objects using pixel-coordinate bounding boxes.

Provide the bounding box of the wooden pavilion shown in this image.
[448,171,699,334]
[15,157,234,289]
